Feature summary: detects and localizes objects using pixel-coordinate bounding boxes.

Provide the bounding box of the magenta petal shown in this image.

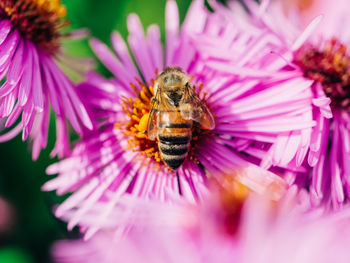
[165,0,179,66]
[44,58,82,134]
[7,39,25,85]
[0,81,17,98]
[18,40,33,107]
[0,122,22,142]
[50,116,70,158]
[90,38,135,89]
[0,87,17,117]
[182,0,207,34]
[42,57,61,115]
[0,20,12,45]
[5,103,22,128]
[22,98,35,141]
[22,97,34,127]
[0,30,19,66]
[31,43,44,112]
[147,25,163,71]
[111,32,138,77]
[127,14,154,81]
[50,59,93,130]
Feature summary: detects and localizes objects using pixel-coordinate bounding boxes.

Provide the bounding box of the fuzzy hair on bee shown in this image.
[147,66,215,170]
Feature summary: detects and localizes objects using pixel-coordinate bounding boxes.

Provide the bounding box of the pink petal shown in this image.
[30,43,44,112]
[18,40,33,106]
[7,39,25,85]
[0,30,19,66]
[127,14,155,80]
[0,20,12,45]
[165,0,179,66]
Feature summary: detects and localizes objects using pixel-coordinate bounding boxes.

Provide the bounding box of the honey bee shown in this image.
[147,66,215,170]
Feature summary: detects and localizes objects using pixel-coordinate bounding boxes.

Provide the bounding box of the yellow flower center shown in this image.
[117,80,162,163]
[32,0,67,18]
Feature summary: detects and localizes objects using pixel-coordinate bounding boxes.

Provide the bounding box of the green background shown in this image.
[0,0,194,262]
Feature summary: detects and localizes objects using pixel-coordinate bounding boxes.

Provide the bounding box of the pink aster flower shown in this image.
[51,184,350,263]
[43,0,317,234]
[193,0,350,209]
[0,0,93,159]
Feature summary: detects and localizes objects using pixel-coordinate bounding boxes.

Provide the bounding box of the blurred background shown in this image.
[0,0,195,262]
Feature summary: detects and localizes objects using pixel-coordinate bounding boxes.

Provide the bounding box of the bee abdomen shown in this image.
[158,135,190,170]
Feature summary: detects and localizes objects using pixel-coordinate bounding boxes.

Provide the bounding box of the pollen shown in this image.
[294,39,350,110]
[31,0,66,17]
[118,80,161,163]
[137,113,150,132]
[0,0,68,55]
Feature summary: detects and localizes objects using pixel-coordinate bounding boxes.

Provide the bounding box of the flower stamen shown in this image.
[294,38,350,110]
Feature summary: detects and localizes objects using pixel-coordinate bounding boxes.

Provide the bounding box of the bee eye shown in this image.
[164,77,168,83]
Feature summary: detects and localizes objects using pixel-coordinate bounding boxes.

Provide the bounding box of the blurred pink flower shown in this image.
[53,167,287,238]
[0,196,14,234]
[195,0,350,209]
[51,185,350,263]
[42,0,318,234]
[0,0,93,159]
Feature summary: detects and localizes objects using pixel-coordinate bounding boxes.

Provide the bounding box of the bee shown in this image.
[147,66,215,170]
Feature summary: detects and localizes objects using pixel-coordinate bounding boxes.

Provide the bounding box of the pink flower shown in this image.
[0,196,14,234]
[194,0,350,209]
[43,0,317,234]
[279,0,347,28]
[51,185,350,263]
[0,0,93,159]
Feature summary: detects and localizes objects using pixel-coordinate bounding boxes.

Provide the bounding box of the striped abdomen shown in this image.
[157,122,192,170]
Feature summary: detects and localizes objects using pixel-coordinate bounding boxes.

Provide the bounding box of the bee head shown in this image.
[154,66,190,107]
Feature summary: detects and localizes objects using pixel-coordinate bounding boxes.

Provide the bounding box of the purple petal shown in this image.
[0,20,12,45]
[19,40,33,106]
[7,39,25,85]
[31,43,44,112]
[0,30,19,66]
[0,81,17,98]
[41,56,61,115]
[5,103,22,128]
[90,38,135,89]
[165,0,179,66]
[111,32,138,77]
[49,59,93,130]
[127,14,155,81]
[0,122,22,142]
[147,25,163,71]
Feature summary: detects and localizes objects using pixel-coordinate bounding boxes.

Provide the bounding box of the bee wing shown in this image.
[180,86,215,130]
[147,93,161,141]
[147,107,159,141]
[147,88,170,140]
